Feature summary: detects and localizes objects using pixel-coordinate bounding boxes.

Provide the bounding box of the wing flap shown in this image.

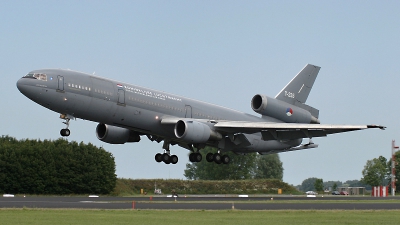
[261,129,328,141]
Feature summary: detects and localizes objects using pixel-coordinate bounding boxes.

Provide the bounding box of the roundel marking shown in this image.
[286,108,293,116]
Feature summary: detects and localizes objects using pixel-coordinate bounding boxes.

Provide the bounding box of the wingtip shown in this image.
[367,125,386,130]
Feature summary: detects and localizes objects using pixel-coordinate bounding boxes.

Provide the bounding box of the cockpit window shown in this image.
[23,73,48,81]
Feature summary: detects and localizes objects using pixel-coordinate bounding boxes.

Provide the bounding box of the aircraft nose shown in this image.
[16,78,29,95]
[16,78,24,91]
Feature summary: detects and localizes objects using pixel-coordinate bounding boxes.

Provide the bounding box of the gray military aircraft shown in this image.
[16,64,384,164]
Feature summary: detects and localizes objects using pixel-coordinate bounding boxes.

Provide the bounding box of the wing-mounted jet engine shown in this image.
[174,120,223,143]
[96,123,141,144]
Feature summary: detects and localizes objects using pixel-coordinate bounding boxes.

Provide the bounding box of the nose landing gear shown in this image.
[59,114,74,137]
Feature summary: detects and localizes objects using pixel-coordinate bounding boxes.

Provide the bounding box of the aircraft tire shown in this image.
[60,129,70,137]
[206,153,214,162]
[155,153,163,162]
[194,153,202,162]
[162,153,170,164]
[189,153,195,162]
[170,155,178,164]
[213,153,222,164]
[221,155,230,164]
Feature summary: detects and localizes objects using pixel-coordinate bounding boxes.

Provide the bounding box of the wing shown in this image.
[214,121,385,141]
[161,117,385,141]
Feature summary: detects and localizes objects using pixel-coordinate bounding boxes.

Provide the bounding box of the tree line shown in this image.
[361,153,400,190]
[0,136,116,194]
[297,151,400,193]
[297,178,371,193]
[113,179,300,195]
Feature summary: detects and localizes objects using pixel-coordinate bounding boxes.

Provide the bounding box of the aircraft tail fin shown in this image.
[275,64,320,118]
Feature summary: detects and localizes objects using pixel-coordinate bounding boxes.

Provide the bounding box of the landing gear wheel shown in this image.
[170,155,178,164]
[189,153,195,162]
[221,155,230,164]
[60,129,70,137]
[213,153,222,164]
[206,153,214,162]
[155,153,163,163]
[189,153,202,162]
[194,153,202,162]
[162,153,171,164]
[59,114,73,137]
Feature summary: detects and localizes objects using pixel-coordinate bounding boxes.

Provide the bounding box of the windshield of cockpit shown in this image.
[23,73,48,81]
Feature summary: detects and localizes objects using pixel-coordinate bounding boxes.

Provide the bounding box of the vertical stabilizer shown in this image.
[275,64,320,105]
[275,64,320,119]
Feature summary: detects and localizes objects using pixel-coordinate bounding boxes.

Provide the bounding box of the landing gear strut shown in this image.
[155,141,178,164]
[59,114,73,137]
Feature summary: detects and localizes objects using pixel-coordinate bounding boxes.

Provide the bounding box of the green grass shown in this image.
[1,209,400,225]
[111,198,400,204]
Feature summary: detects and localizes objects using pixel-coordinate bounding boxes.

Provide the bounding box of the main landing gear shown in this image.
[155,152,178,164]
[59,114,73,137]
[206,152,230,164]
[155,141,178,164]
[189,152,202,163]
[189,148,230,164]
[153,141,231,165]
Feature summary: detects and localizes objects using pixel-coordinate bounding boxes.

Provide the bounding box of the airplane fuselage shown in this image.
[17,69,299,154]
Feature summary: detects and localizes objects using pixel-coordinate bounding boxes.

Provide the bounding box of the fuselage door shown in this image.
[185,105,192,118]
[57,75,64,92]
[117,88,125,106]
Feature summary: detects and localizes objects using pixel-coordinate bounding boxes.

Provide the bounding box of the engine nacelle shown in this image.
[174,120,222,143]
[96,123,140,144]
[251,94,319,124]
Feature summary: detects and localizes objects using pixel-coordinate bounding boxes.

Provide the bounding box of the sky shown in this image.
[1,0,399,186]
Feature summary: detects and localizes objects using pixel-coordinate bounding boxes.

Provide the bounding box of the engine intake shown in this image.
[174,120,222,143]
[96,123,140,144]
[251,94,319,124]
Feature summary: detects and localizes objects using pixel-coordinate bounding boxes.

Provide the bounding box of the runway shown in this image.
[1,196,400,210]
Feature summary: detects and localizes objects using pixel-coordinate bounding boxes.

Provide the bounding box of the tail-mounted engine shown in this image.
[251,94,319,124]
[96,123,141,144]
